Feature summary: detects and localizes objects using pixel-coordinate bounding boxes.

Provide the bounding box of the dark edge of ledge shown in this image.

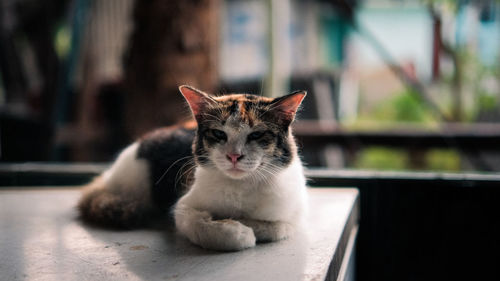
[324,191,360,281]
[0,163,107,186]
[2,163,500,187]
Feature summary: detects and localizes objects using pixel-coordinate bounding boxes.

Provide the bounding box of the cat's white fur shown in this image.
[172,86,309,251]
[88,140,307,251]
[80,86,308,251]
[93,143,153,209]
[174,155,308,251]
[102,143,149,193]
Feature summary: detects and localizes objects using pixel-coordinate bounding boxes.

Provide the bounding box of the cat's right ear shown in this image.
[179,85,216,119]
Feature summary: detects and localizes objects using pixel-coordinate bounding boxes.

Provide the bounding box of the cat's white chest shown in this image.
[191,176,265,218]
[179,162,306,222]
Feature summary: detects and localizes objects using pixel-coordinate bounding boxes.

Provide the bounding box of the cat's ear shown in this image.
[271,90,307,124]
[179,85,216,119]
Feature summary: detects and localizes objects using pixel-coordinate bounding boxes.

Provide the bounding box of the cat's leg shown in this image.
[78,143,156,227]
[239,219,295,242]
[174,203,256,251]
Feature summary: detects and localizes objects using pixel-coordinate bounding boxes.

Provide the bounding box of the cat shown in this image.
[78,85,308,251]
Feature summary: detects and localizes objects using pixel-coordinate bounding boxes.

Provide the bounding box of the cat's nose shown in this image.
[226,153,244,164]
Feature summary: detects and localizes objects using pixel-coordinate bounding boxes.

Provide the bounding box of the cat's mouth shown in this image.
[225,167,248,178]
[228,167,245,173]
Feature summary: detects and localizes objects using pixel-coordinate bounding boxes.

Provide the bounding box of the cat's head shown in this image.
[179,85,306,180]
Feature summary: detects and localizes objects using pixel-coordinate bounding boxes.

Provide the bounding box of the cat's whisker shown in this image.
[259,168,278,180]
[155,155,194,185]
[264,103,281,112]
[259,162,281,172]
[174,158,196,190]
[264,162,285,171]
[251,165,276,186]
[175,166,196,191]
[259,78,265,96]
[257,170,277,189]
[256,165,283,189]
[257,104,284,118]
[200,112,221,120]
[248,171,261,186]
[252,172,264,186]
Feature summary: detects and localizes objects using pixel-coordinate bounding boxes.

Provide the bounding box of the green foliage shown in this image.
[354,147,461,171]
[392,91,430,122]
[478,93,498,112]
[425,149,461,171]
[55,24,71,59]
[354,147,408,170]
[369,89,435,123]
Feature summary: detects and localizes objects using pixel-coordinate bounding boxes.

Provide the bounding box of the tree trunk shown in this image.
[123,0,219,138]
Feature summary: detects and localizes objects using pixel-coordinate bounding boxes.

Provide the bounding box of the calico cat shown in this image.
[78,85,308,251]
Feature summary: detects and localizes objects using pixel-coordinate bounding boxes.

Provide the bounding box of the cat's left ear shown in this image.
[179,85,216,120]
[271,90,307,124]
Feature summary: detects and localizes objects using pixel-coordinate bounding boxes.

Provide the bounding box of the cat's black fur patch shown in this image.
[137,127,195,211]
[272,131,292,166]
[227,100,239,115]
[194,127,211,166]
[251,130,274,148]
[243,94,259,100]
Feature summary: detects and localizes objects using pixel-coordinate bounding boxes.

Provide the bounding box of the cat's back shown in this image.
[137,122,197,209]
[78,122,196,227]
[137,122,195,164]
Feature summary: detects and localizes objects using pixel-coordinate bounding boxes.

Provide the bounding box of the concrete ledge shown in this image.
[0,187,358,281]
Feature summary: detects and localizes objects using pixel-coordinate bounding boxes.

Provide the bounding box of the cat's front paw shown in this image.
[271,222,294,241]
[239,219,294,242]
[209,219,256,251]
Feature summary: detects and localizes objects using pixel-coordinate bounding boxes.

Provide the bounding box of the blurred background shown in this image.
[2,2,500,281]
[1,0,500,172]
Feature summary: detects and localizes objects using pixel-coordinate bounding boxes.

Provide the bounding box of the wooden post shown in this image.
[123,0,219,138]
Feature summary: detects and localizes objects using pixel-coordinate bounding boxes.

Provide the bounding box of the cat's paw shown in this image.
[271,222,294,241]
[239,219,294,242]
[208,219,256,251]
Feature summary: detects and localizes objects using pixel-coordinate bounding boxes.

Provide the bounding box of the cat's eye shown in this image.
[211,129,227,140]
[247,131,265,141]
